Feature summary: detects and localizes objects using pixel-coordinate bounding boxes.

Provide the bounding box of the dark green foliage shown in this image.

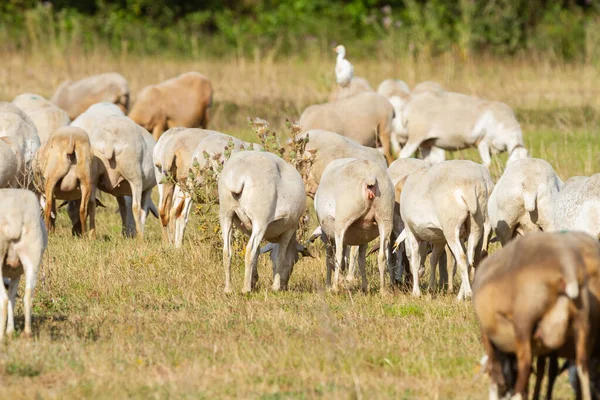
[0,0,599,61]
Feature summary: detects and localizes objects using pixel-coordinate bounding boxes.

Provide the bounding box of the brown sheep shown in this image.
[128,72,213,140]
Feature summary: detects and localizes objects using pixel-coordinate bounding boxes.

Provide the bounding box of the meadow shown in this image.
[0,51,599,398]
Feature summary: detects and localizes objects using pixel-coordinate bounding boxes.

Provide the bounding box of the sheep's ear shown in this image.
[296,243,313,258]
[260,243,276,254]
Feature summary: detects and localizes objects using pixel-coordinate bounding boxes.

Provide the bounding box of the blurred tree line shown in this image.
[1,0,599,61]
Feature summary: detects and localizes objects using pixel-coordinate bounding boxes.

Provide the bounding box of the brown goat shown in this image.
[474,231,600,400]
[35,126,97,237]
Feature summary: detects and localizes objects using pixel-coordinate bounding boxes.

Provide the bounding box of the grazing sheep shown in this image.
[0,102,40,167]
[298,92,395,164]
[219,151,308,293]
[474,231,600,400]
[412,81,444,94]
[88,116,157,237]
[128,72,213,140]
[488,158,562,245]
[0,189,47,341]
[395,160,492,300]
[377,81,446,162]
[13,93,70,142]
[315,158,394,293]
[377,79,410,99]
[70,102,126,135]
[34,126,97,237]
[51,73,129,119]
[154,127,213,242]
[294,129,387,198]
[155,128,254,247]
[397,90,529,167]
[553,173,600,239]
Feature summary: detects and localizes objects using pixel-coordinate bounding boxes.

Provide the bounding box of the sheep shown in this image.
[298,92,395,164]
[377,79,410,99]
[412,81,444,94]
[553,173,600,239]
[315,158,394,293]
[128,72,213,140]
[474,231,600,400]
[394,160,493,300]
[88,116,157,238]
[0,138,21,189]
[34,126,97,237]
[51,73,130,119]
[377,81,446,163]
[155,127,254,247]
[488,158,562,246]
[13,93,70,142]
[294,129,387,198]
[70,102,125,134]
[219,151,308,293]
[397,90,529,167]
[0,188,47,341]
[0,102,40,172]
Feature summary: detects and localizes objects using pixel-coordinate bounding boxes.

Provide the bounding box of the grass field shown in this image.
[0,51,599,398]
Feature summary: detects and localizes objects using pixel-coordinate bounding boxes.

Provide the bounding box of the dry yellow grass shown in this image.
[0,51,598,398]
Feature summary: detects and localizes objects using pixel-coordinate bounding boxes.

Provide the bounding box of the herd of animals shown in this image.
[1,44,600,399]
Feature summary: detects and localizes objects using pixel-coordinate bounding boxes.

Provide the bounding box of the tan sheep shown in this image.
[51,73,129,119]
[329,77,374,102]
[298,92,395,164]
[128,72,213,140]
[34,126,97,237]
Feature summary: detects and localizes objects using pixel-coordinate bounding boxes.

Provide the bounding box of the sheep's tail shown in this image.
[460,187,479,216]
[522,184,537,213]
[227,174,245,196]
[558,251,582,299]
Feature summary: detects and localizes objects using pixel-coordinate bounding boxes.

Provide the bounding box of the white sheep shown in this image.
[553,173,600,238]
[89,116,157,237]
[13,93,71,142]
[0,102,40,184]
[395,160,493,300]
[70,102,125,134]
[315,158,394,293]
[397,90,529,167]
[219,151,308,293]
[488,158,562,245]
[0,188,47,340]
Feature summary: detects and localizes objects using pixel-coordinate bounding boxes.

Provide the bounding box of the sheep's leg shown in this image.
[88,190,97,239]
[466,216,483,273]
[5,276,20,336]
[446,226,470,301]
[514,333,533,400]
[422,146,446,164]
[332,231,347,292]
[220,213,234,294]
[398,139,423,159]
[325,236,335,287]
[345,246,358,283]
[273,230,294,291]
[19,254,38,339]
[243,225,266,293]
[79,183,92,236]
[532,357,546,400]
[428,243,445,293]
[405,230,424,297]
[158,182,174,243]
[477,140,492,168]
[481,330,504,400]
[377,223,392,294]
[116,196,135,237]
[152,124,165,141]
[545,356,558,400]
[575,312,592,400]
[174,193,193,249]
[129,183,144,239]
[445,246,455,293]
[0,243,8,340]
[44,179,58,233]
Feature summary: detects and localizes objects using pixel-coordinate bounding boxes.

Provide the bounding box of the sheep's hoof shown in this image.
[223,286,233,294]
[411,290,421,298]
[21,331,32,340]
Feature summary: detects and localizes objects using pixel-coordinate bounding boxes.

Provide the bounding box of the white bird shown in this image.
[334,45,353,88]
